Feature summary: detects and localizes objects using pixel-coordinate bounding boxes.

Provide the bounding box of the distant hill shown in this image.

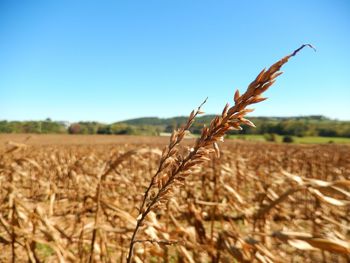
[116,115,332,126]
[116,115,213,126]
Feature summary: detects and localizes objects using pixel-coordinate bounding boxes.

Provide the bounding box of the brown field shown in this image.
[0,134,349,262]
[0,134,174,146]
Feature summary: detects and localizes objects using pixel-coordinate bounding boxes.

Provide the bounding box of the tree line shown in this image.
[0,115,349,138]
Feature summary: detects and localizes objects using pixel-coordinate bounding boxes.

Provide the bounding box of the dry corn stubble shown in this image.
[0,136,349,262]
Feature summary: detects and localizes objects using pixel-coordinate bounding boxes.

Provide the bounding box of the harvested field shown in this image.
[0,134,349,262]
[0,134,173,146]
[1,45,349,263]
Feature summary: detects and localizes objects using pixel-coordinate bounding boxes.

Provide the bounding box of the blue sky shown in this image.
[1,0,349,122]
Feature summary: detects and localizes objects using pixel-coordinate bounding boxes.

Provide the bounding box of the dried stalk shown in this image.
[126,44,314,262]
[88,168,104,263]
[11,198,16,263]
[89,150,140,262]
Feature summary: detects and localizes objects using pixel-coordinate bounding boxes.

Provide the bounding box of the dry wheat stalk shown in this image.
[126,44,315,262]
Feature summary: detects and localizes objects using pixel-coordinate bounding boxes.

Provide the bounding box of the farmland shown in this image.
[1,45,349,263]
[0,134,349,262]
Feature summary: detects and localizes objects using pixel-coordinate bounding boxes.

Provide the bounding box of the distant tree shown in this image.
[165,122,177,133]
[283,135,294,143]
[97,125,111,134]
[318,128,337,137]
[68,123,82,134]
[0,121,11,133]
[41,121,65,133]
[22,122,39,133]
[264,133,277,142]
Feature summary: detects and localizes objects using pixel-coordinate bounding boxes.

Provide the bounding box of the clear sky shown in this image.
[1,0,349,122]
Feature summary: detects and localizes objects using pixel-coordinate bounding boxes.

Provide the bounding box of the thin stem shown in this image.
[88,179,102,263]
[126,220,142,263]
[11,202,16,263]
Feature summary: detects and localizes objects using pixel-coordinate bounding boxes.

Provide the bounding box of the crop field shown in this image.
[0,134,349,262]
[1,46,349,263]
